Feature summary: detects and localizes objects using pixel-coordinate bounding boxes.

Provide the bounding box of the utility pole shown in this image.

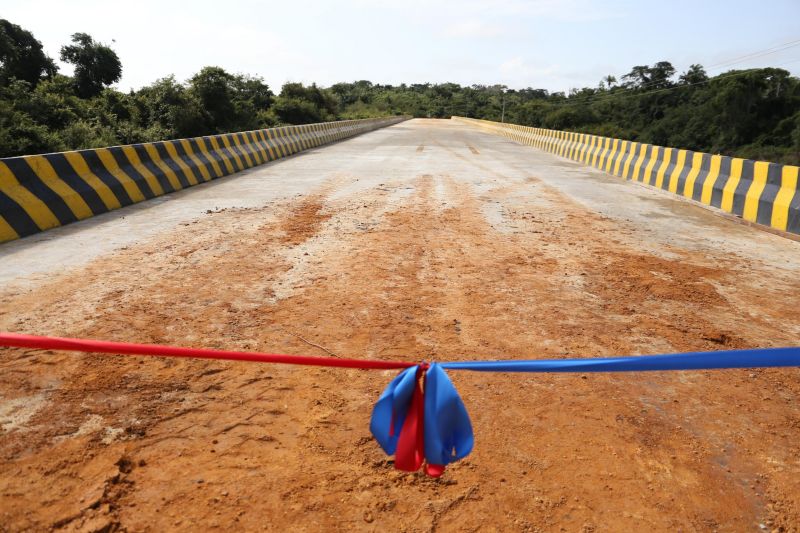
[501,90,506,123]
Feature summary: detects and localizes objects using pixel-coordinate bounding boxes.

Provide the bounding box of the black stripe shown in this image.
[610,142,626,176]
[43,153,108,215]
[225,133,249,167]
[246,132,267,164]
[226,134,251,169]
[674,151,695,196]
[107,147,156,199]
[756,163,782,226]
[38,155,103,216]
[216,135,244,172]
[187,139,219,178]
[709,157,732,208]
[253,131,274,162]
[659,149,677,190]
[0,190,41,236]
[202,137,231,176]
[279,127,297,154]
[690,153,711,202]
[238,132,261,165]
[731,160,755,217]
[79,150,134,206]
[132,145,176,194]
[275,129,291,157]
[633,146,651,182]
[152,143,191,188]
[169,141,206,182]
[621,143,637,180]
[787,180,800,234]
[1,158,77,224]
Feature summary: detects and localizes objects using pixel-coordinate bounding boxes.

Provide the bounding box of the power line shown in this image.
[542,37,800,107]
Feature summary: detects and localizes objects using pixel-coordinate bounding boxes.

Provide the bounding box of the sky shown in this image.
[3,0,800,94]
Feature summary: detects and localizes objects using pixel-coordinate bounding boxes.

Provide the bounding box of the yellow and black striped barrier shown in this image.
[0,117,407,243]
[453,116,800,236]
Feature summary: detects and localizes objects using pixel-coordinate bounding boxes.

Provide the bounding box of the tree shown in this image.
[679,64,708,85]
[60,33,122,98]
[0,19,57,87]
[622,62,675,90]
[272,82,337,124]
[187,67,273,133]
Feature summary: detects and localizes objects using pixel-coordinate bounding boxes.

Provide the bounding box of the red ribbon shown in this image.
[1,333,447,476]
[392,366,445,477]
[0,333,416,370]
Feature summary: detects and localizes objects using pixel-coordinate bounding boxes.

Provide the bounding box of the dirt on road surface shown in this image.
[1,119,800,532]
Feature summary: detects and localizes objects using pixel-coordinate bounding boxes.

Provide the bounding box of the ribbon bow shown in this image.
[370,363,473,477]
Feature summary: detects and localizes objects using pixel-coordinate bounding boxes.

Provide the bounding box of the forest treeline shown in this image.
[2,19,799,163]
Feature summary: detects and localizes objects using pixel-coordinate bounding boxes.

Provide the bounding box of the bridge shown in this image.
[1,118,799,531]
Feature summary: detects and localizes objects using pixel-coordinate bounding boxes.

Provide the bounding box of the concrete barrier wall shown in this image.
[0,117,408,243]
[453,116,800,236]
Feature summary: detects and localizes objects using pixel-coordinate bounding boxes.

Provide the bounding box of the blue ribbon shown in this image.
[371,347,800,472]
[423,363,473,465]
[438,347,800,372]
[370,365,418,456]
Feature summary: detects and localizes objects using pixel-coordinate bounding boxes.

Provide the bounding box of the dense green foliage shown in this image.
[1,19,798,164]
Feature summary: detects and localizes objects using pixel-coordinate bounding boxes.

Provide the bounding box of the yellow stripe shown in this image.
[631,144,648,182]
[265,129,286,158]
[0,161,62,230]
[58,153,124,211]
[195,138,224,177]
[642,147,660,185]
[120,146,165,195]
[591,137,602,167]
[297,126,311,150]
[585,136,595,164]
[622,143,638,178]
[575,134,586,161]
[668,150,688,193]
[612,141,627,176]
[208,137,236,174]
[771,165,799,231]
[654,148,673,189]
[143,144,183,190]
[720,158,744,212]
[161,143,199,185]
[178,140,212,181]
[220,135,247,169]
[586,136,599,167]
[287,130,302,153]
[279,128,294,156]
[682,153,704,198]
[248,132,270,162]
[25,156,93,219]
[232,133,256,167]
[743,161,770,222]
[700,155,722,205]
[598,138,611,170]
[0,214,19,242]
[94,149,146,202]
[580,136,592,164]
[257,130,277,160]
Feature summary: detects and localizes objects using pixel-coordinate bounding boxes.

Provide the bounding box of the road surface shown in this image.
[1,119,799,531]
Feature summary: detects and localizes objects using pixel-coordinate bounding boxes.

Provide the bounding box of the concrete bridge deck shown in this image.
[2,119,799,531]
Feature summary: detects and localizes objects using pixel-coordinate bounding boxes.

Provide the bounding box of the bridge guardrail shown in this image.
[0,116,408,243]
[453,116,800,236]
